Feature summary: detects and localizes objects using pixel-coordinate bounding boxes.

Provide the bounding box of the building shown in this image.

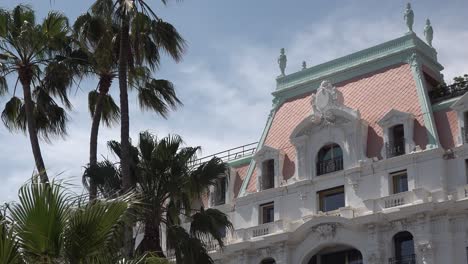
[192,6,468,264]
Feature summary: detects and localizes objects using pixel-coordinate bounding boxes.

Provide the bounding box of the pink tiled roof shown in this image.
[232,164,249,198]
[245,63,429,193]
[434,109,458,149]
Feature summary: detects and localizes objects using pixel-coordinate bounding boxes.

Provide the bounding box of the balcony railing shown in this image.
[388,254,416,264]
[316,157,343,175]
[190,142,258,167]
[233,220,284,241]
[429,80,468,104]
[385,139,405,158]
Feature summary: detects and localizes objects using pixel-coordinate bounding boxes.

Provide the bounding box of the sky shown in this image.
[0,0,467,202]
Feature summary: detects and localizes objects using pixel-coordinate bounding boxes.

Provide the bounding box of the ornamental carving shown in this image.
[312,223,339,240]
[310,80,344,126]
[417,242,433,264]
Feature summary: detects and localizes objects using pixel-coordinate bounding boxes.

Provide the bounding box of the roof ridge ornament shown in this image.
[310,80,344,125]
[424,19,434,47]
[404,3,414,33]
[277,48,287,77]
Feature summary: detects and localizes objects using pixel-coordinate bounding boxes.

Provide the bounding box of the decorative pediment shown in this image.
[253,145,282,162]
[290,80,362,139]
[377,109,414,128]
[451,92,468,112]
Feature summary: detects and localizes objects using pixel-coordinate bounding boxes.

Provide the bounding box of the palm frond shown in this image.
[137,79,181,118]
[10,182,69,262]
[190,208,233,248]
[1,97,24,132]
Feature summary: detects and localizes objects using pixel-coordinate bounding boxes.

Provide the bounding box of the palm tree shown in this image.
[73,8,121,201]
[98,132,233,263]
[0,181,137,263]
[0,5,73,183]
[77,1,183,201]
[91,0,186,195]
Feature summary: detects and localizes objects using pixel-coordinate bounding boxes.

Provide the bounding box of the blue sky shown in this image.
[1,0,467,202]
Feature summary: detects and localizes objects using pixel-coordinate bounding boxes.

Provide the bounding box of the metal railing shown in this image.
[385,139,405,158]
[316,157,343,175]
[429,81,468,104]
[190,142,258,167]
[388,254,416,264]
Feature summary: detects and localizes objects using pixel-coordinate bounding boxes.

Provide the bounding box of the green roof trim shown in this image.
[228,155,253,167]
[273,33,443,102]
[432,97,461,112]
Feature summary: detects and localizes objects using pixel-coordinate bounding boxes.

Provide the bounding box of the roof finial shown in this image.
[302,61,307,70]
[424,19,434,47]
[277,48,287,77]
[404,3,414,33]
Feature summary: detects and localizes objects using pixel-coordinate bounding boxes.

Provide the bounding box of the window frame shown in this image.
[316,143,344,176]
[318,186,345,212]
[259,202,275,224]
[391,170,409,194]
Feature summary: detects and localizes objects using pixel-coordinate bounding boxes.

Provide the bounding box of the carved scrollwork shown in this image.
[312,223,339,240]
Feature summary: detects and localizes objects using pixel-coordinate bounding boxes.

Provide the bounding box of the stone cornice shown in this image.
[273,33,443,101]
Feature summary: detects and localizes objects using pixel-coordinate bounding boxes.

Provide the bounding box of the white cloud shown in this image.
[1,2,467,202]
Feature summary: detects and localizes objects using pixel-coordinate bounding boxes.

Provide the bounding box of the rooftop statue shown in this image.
[404,3,414,32]
[278,48,287,77]
[424,19,434,47]
[302,61,307,70]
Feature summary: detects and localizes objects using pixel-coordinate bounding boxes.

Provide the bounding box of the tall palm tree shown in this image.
[0,181,137,263]
[91,0,186,194]
[98,132,233,263]
[78,1,183,201]
[73,8,121,201]
[0,5,73,183]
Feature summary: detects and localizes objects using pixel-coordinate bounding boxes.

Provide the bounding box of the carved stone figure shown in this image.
[278,48,287,76]
[424,19,434,47]
[302,61,307,70]
[404,3,414,32]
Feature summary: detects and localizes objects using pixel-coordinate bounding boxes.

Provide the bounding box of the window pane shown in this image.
[319,187,345,212]
[392,171,408,194]
[261,203,274,224]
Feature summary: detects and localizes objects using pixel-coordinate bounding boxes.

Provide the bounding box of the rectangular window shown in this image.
[262,159,275,190]
[392,170,408,194]
[260,202,274,224]
[213,177,226,206]
[318,186,345,212]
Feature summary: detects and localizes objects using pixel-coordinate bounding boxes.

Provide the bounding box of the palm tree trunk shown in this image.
[119,10,131,193]
[89,75,113,201]
[118,13,133,257]
[20,66,49,183]
[139,218,165,258]
[89,92,104,201]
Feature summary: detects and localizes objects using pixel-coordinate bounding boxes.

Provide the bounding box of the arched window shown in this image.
[260,258,276,264]
[389,231,416,264]
[316,143,343,175]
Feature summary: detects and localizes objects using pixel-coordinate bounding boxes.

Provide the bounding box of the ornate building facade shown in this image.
[183,6,468,264]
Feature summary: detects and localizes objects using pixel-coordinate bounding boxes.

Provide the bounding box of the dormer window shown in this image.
[253,146,285,191]
[378,109,415,159]
[450,83,468,146]
[262,159,275,190]
[316,143,343,176]
[386,124,405,157]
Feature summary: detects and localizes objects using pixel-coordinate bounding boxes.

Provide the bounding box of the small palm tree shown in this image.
[0,181,137,263]
[98,132,233,263]
[0,5,74,183]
